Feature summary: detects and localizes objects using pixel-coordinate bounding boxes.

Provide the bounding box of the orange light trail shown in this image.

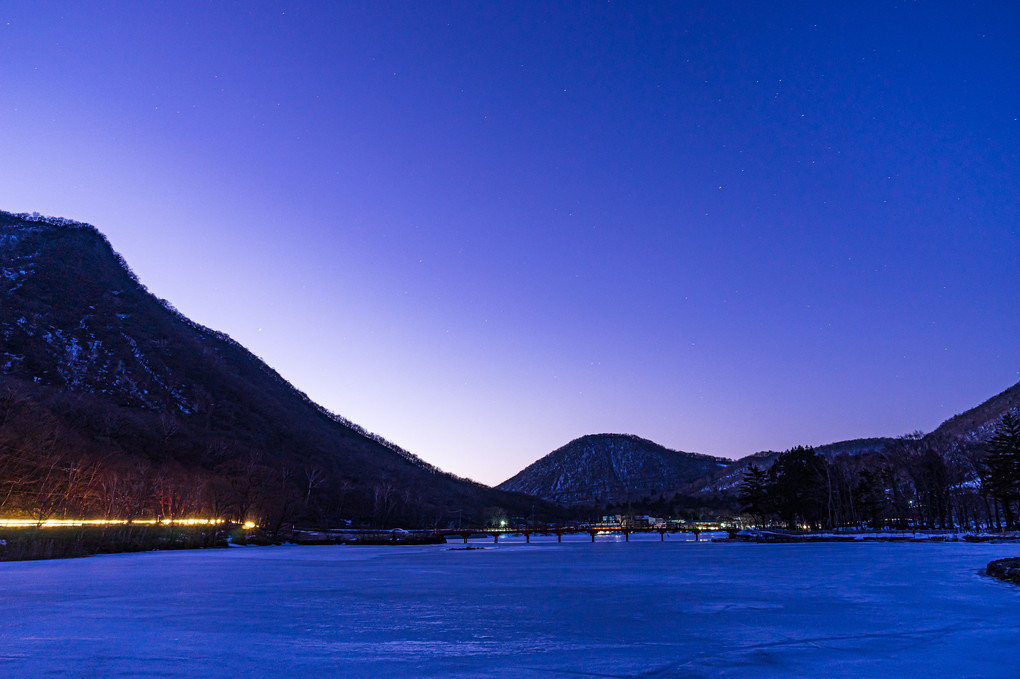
[0,518,255,528]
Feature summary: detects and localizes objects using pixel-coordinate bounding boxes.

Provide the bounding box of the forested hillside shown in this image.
[0,211,545,528]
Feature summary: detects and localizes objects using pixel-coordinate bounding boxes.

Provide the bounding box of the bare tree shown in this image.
[304,465,325,505]
[158,413,180,445]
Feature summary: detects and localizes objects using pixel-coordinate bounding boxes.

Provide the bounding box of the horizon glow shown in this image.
[1,2,1017,485]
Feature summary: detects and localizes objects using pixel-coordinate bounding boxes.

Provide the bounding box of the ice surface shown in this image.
[1,538,1018,677]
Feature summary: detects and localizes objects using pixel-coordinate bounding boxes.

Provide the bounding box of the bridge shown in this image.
[283,523,731,545]
[434,524,719,544]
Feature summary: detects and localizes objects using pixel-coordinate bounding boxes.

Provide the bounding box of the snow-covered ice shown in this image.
[1,538,1018,677]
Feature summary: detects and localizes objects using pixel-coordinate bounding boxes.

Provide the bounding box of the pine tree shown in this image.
[768,446,826,530]
[738,464,768,528]
[982,413,1020,530]
[853,467,886,529]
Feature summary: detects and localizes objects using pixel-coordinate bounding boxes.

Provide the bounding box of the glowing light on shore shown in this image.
[0,518,242,528]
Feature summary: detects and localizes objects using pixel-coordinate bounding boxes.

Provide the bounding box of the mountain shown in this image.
[923,381,1020,451]
[692,381,1020,500]
[496,433,730,506]
[0,211,543,527]
[493,378,1020,511]
[688,437,898,497]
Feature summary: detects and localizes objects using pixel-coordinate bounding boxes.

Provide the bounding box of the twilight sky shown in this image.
[1,2,1018,485]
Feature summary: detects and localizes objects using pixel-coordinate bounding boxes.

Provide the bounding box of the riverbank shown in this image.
[0,524,235,561]
[732,529,1020,543]
[0,524,453,561]
[4,524,1017,562]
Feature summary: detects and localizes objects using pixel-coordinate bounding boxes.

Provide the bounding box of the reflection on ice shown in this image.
[1,540,1018,677]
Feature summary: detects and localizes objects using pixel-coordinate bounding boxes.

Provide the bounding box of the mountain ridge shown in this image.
[3,210,1017,522]
[2,211,444,475]
[924,380,1020,448]
[499,374,1020,508]
[0,210,545,526]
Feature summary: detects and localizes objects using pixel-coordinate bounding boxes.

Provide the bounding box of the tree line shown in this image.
[0,381,478,530]
[738,414,1020,531]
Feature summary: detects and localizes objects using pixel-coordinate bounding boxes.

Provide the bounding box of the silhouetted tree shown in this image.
[907,442,952,529]
[738,464,768,527]
[853,467,886,528]
[982,413,1020,529]
[768,446,826,530]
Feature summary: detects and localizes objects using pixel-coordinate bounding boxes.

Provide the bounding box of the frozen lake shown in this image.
[1,536,1018,677]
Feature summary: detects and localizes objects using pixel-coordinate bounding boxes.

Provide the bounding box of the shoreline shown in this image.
[730,529,1020,544]
[3,525,1019,564]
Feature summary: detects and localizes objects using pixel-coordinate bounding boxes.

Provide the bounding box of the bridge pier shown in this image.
[658,529,666,541]
[555,530,563,543]
[588,529,597,543]
[623,529,630,542]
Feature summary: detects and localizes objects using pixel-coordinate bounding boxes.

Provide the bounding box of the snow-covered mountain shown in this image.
[497,433,729,506]
[0,210,541,526]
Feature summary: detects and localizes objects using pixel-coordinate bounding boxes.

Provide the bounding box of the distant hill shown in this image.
[691,380,1020,500]
[493,378,1020,511]
[689,438,898,497]
[0,211,544,527]
[496,433,729,506]
[924,381,1020,451]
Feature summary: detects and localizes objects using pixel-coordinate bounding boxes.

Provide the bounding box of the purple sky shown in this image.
[1,2,1018,485]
